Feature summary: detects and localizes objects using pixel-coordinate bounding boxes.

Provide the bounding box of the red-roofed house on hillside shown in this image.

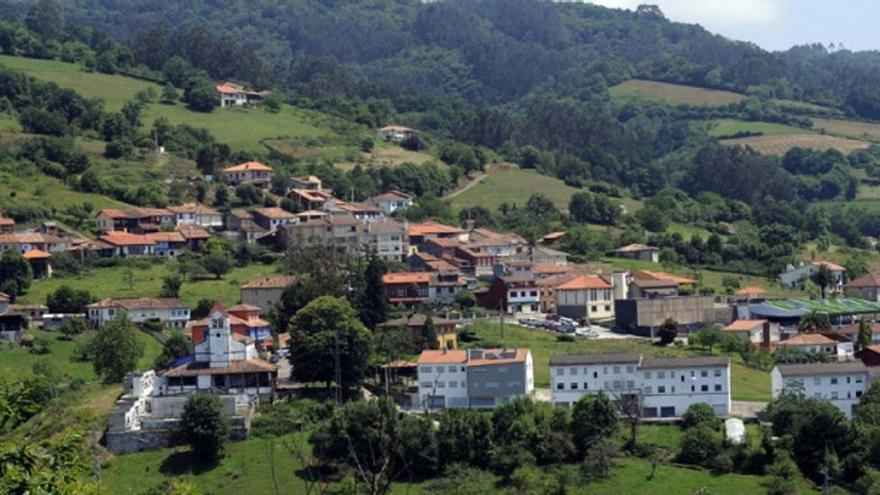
[216,82,270,107]
[368,190,413,215]
[0,232,72,254]
[95,208,174,233]
[96,232,156,257]
[554,275,615,322]
[22,249,52,279]
[251,207,296,232]
[407,221,465,248]
[845,272,880,303]
[166,204,223,229]
[377,125,417,142]
[0,216,14,233]
[478,276,541,314]
[240,276,295,315]
[191,303,273,350]
[221,161,274,188]
[613,243,660,263]
[722,319,778,348]
[144,232,187,257]
[777,333,854,361]
[382,271,466,305]
[87,298,190,329]
[288,188,335,211]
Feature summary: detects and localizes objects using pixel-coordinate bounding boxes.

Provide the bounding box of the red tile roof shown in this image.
[846,272,880,288]
[383,272,432,285]
[253,207,295,219]
[418,348,529,366]
[22,249,51,259]
[723,319,767,331]
[614,243,659,253]
[241,276,295,289]
[408,221,463,237]
[162,359,277,377]
[144,232,186,243]
[555,275,612,290]
[777,334,838,346]
[222,161,273,173]
[99,231,155,246]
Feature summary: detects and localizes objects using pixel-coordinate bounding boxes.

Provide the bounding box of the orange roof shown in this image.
[846,273,880,288]
[241,276,295,289]
[540,231,567,242]
[99,231,155,246]
[215,82,245,94]
[222,161,273,173]
[533,264,571,275]
[176,225,211,239]
[615,243,659,253]
[0,217,15,226]
[735,286,767,296]
[813,261,846,272]
[777,334,837,346]
[253,207,295,219]
[383,272,432,285]
[22,249,51,259]
[723,319,767,331]
[418,348,530,366]
[556,275,612,290]
[378,125,415,132]
[633,270,696,285]
[144,232,185,243]
[408,221,463,237]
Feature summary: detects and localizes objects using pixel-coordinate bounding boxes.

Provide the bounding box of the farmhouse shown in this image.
[416,348,534,409]
[368,190,413,215]
[166,204,223,229]
[775,333,855,361]
[376,314,458,350]
[0,216,15,233]
[96,231,156,257]
[779,261,846,293]
[377,125,417,142]
[216,81,270,107]
[772,361,868,419]
[844,272,880,302]
[221,161,274,188]
[722,319,778,348]
[23,249,52,279]
[549,353,731,417]
[613,243,660,263]
[95,208,174,233]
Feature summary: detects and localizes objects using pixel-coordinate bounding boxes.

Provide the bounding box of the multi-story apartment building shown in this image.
[220,161,273,189]
[282,214,407,262]
[554,275,615,322]
[550,353,731,417]
[477,276,541,314]
[771,361,869,419]
[417,348,534,409]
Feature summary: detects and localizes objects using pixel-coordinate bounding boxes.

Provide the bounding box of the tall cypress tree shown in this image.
[358,254,388,329]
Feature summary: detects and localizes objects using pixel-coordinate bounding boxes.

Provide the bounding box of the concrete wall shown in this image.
[467,363,527,400]
[615,296,732,336]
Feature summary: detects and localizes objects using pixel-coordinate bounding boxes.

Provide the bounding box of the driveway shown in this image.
[731,400,767,419]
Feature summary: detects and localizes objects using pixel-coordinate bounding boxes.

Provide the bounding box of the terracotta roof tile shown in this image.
[222,161,273,173]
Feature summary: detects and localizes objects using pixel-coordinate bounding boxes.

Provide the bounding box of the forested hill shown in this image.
[8,0,880,120]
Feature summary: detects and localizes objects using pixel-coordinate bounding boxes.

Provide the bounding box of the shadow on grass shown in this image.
[159,450,219,476]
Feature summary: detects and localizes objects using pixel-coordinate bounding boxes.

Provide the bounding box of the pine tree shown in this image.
[424,316,439,350]
[859,318,873,350]
[358,255,388,329]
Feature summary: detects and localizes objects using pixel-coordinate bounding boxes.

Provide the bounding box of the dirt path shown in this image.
[444,172,488,199]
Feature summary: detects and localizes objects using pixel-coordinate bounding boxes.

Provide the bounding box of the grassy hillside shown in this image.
[812,117,880,142]
[610,79,745,107]
[0,54,360,153]
[720,133,868,155]
[448,168,582,212]
[708,119,811,137]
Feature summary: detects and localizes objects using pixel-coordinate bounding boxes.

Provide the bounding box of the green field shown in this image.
[610,79,745,107]
[0,163,129,214]
[708,119,811,138]
[812,117,880,142]
[18,261,280,308]
[0,54,358,153]
[466,321,771,401]
[720,132,868,156]
[448,168,582,212]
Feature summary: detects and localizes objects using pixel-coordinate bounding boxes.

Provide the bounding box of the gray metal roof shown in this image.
[776,361,868,376]
[549,353,641,366]
[640,356,730,369]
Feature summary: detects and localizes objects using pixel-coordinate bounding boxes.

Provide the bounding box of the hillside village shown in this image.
[8,1,880,494]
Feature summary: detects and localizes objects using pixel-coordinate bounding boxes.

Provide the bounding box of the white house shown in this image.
[550,353,731,417]
[377,125,417,142]
[772,361,869,419]
[775,333,855,361]
[368,190,413,215]
[216,82,268,107]
[87,298,190,329]
[554,275,614,322]
[779,261,846,293]
[220,161,274,189]
[722,319,778,347]
[167,204,223,229]
[417,348,534,409]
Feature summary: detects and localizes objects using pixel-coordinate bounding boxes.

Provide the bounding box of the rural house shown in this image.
[240,276,295,315]
[221,161,274,189]
[87,298,190,329]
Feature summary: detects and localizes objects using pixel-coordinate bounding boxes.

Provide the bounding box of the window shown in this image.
[583,382,589,390]
[448,366,456,372]
[569,367,578,375]
[613,366,621,374]
[857,390,863,398]
[486,382,499,389]
[814,377,821,385]
[449,381,457,388]
[556,383,564,390]
[658,385,666,393]
[714,384,722,392]
[437,382,445,388]
[420,382,432,388]
[645,386,653,394]
[421,366,432,373]
[644,371,652,379]
[714,369,722,377]
[593,371,598,378]
[658,371,665,379]
[627,381,634,389]
[626,366,634,373]
[556,368,564,376]
[831,377,839,385]
[591,306,598,312]
[847,376,851,384]
[701,385,709,392]
[570,383,578,390]
[857,376,864,383]
[831,391,839,399]
[605,305,611,311]
[700,370,708,378]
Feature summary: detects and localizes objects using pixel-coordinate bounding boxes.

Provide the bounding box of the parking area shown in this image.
[510,314,648,341]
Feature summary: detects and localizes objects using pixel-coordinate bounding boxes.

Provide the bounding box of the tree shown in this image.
[0,249,32,299]
[192,299,214,319]
[356,255,387,329]
[636,208,669,232]
[58,316,87,340]
[570,392,618,457]
[88,314,144,383]
[46,285,92,313]
[153,333,193,370]
[680,403,722,431]
[763,452,799,495]
[656,318,678,346]
[798,310,831,334]
[437,409,493,468]
[25,0,62,39]
[201,252,231,279]
[845,257,869,281]
[583,438,616,480]
[161,83,177,104]
[179,394,230,463]
[455,290,476,309]
[423,317,439,350]
[678,424,723,466]
[160,274,183,298]
[183,79,218,112]
[810,263,836,299]
[288,296,373,391]
[310,397,436,495]
[859,318,874,350]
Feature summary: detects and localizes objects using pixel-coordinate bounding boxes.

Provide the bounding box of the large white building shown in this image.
[771,361,869,419]
[550,353,731,417]
[86,298,190,329]
[416,348,534,409]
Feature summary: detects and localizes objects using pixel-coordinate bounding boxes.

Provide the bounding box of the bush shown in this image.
[556,334,575,343]
[678,424,724,466]
[710,452,734,474]
[680,403,722,431]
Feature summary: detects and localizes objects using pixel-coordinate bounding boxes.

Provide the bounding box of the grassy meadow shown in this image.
[448,168,582,212]
[610,79,745,107]
[719,132,868,155]
[707,119,811,137]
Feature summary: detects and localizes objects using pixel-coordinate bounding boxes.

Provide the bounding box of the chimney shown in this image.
[762,321,771,349]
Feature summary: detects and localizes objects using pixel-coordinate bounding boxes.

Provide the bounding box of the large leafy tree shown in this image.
[310,397,437,495]
[180,394,230,463]
[88,314,144,383]
[797,310,831,334]
[809,263,836,299]
[437,409,493,468]
[570,392,618,457]
[153,332,193,370]
[288,296,372,391]
[45,285,92,313]
[0,249,32,300]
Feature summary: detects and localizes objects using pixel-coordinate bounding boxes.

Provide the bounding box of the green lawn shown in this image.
[465,321,770,401]
[610,79,746,107]
[18,261,281,308]
[708,119,810,138]
[449,168,582,212]
[0,163,129,213]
